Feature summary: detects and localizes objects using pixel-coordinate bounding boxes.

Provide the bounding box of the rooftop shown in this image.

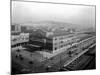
[30,28,75,39]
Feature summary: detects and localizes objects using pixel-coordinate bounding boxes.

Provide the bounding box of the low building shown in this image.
[11,33,29,46]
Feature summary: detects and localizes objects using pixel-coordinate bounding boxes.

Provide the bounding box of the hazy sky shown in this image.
[12,1,95,28]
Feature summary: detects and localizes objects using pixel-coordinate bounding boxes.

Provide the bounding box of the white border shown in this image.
[0,0,99,75]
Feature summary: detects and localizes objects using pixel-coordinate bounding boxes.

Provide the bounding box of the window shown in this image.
[54,43,57,45]
[55,47,57,50]
[55,38,57,40]
[61,41,63,43]
[29,61,33,64]
[15,55,18,58]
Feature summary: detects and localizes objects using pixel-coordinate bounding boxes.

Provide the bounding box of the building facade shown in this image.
[11,33,29,46]
[11,24,21,32]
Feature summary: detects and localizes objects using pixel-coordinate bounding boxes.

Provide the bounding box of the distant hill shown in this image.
[12,21,95,32]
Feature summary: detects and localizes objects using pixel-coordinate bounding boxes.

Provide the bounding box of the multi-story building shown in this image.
[29,29,94,54]
[11,24,21,32]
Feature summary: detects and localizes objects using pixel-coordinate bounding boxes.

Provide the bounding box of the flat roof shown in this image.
[30,28,75,39]
[48,30,74,38]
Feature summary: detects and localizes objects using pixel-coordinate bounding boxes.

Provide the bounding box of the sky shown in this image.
[12,0,95,28]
